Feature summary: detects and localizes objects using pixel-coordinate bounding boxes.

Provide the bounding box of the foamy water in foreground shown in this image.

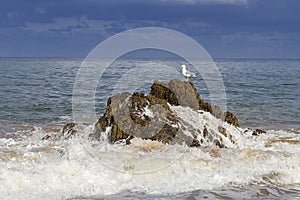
[1,106,299,199]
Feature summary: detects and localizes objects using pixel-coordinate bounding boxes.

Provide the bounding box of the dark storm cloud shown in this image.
[0,0,299,58]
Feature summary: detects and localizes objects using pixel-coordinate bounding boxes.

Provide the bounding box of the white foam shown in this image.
[170,105,243,148]
[0,107,300,199]
[143,106,154,119]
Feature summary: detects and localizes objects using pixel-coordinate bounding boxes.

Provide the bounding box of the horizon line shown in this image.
[0,56,300,60]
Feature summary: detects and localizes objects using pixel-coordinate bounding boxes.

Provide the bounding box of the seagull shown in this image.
[181,64,196,81]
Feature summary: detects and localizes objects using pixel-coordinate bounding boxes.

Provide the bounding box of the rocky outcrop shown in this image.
[42,123,77,140]
[149,79,238,126]
[93,92,194,146]
[91,79,240,148]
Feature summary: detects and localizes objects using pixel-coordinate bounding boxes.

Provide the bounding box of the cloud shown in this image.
[21,17,142,37]
[22,17,113,35]
[221,32,300,49]
[21,16,208,37]
[157,0,251,5]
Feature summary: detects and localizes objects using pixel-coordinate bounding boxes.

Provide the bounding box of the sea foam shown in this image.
[0,106,299,199]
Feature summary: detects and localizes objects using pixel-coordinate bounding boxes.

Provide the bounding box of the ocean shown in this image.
[0,57,299,199]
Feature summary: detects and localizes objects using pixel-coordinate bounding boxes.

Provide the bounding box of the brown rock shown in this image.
[224,111,239,127]
[150,124,177,144]
[110,124,129,143]
[252,129,266,136]
[150,79,238,126]
[214,139,225,148]
[91,79,240,148]
[146,94,170,110]
[150,80,179,106]
[42,123,77,140]
[190,139,201,147]
[203,127,209,138]
[218,126,227,137]
[129,93,151,126]
[106,92,131,122]
[91,116,108,140]
[62,123,76,134]
[167,79,200,110]
[97,116,108,132]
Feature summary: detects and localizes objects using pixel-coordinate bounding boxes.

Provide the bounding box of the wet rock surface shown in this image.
[92,79,240,148]
[42,123,77,140]
[252,129,267,136]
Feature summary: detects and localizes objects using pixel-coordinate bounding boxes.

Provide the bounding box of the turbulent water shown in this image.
[0,58,299,199]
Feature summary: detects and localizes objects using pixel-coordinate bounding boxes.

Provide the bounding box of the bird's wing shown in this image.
[186,70,196,77]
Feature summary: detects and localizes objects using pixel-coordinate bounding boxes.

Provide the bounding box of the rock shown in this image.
[62,123,76,137]
[252,129,266,136]
[146,94,170,110]
[149,79,238,126]
[41,134,51,140]
[199,101,224,120]
[91,116,108,140]
[218,126,227,137]
[110,124,129,143]
[130,93,151,126]
[149,80,179,106]
[42,123,77,140]
[150,79,199,110]
[190,139,201,147]
[150,124,177,144]
[98,116,108,132]
[203,127,209,138]
[91,89,198,146]
[91,79,240,148]
[224,111,239,127]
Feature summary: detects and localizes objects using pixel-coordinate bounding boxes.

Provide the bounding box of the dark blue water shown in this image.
[218,59,300,129]
[0,58,299,130]
[0,58,79,124]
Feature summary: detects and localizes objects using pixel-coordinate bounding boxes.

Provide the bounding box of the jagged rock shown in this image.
[98,116,108,132]
[199,100,223,119]
[218,126,227,137]
[150,79,199,110]
[224,111,239,127]
[203,127,209,138]
[150,79,238,126]
[42,123,77,140]
[252,129,266,136]
[110,124,129,143]
[91,116,108,140]
[190,139,201,147]
[149,80,179,106]
[146,94,170,110]
[91,79,240,148]
[150,124,177,144]
[62,123,76,137]
[94,90,195,145]
[130,93,151,126]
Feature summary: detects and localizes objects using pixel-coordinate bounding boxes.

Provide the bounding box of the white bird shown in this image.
[181,64,196,81]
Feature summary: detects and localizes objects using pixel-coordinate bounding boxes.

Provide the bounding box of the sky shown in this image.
[0,0,300,58]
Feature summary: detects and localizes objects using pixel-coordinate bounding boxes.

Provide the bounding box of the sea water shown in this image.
[0,58,299,199]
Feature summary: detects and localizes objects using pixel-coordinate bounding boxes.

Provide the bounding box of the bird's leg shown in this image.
[186,77,189,81]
